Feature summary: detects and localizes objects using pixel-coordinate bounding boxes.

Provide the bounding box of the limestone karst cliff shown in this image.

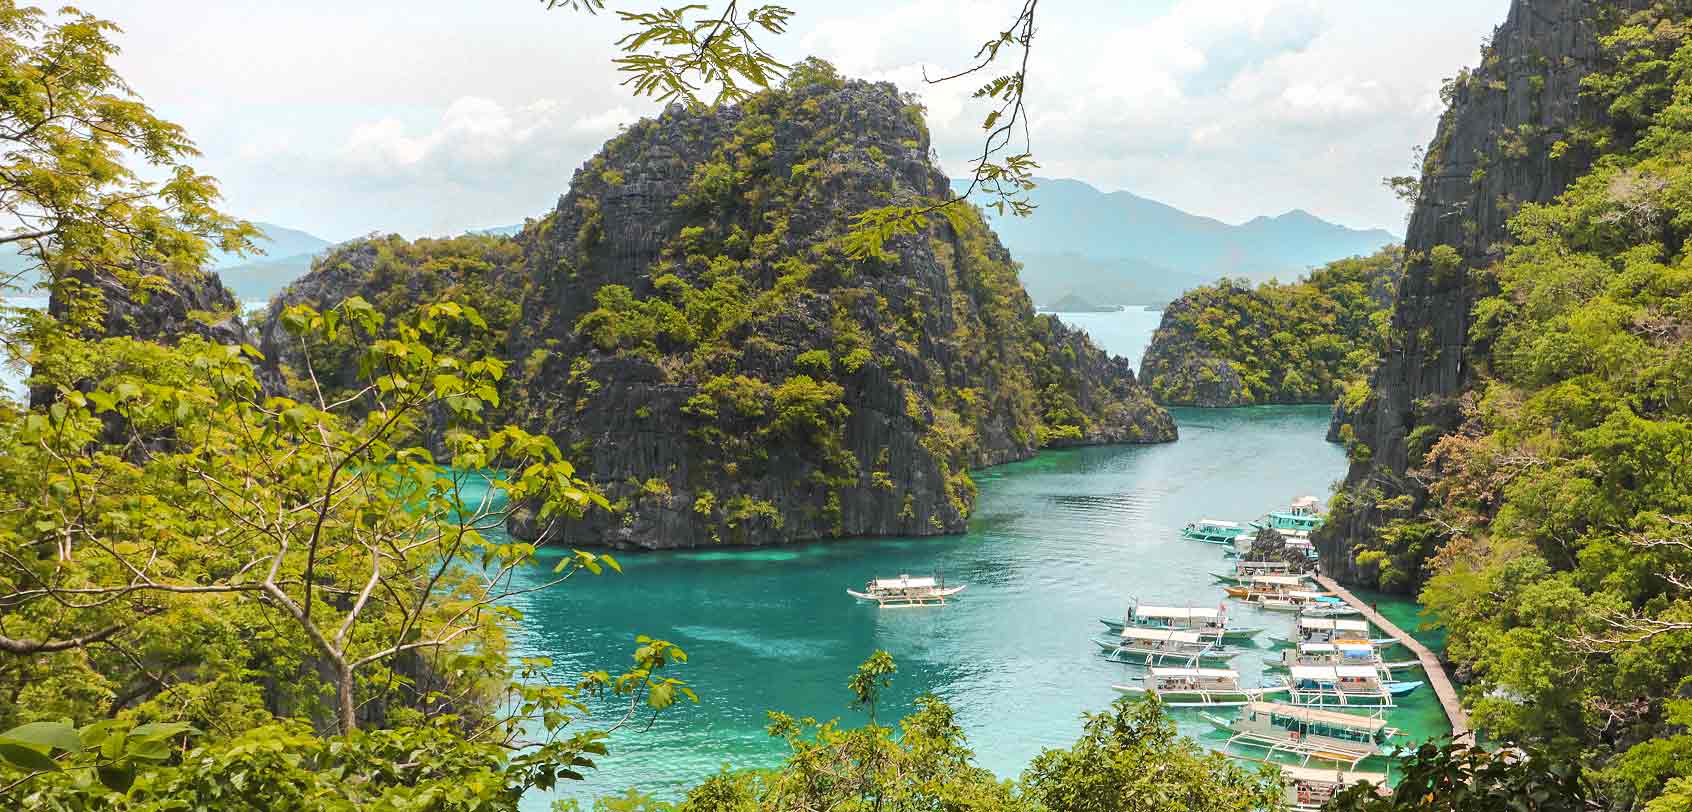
[1317,0,1658,588]
[250,60,1174,550]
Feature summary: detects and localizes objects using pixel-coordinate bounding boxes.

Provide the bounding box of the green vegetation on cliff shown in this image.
[1138,246,1401,407]
[1326,7,1692,807]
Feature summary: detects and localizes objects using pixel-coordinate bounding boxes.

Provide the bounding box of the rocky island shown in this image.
[254,60,1175,549]
[1136,247,1399,407]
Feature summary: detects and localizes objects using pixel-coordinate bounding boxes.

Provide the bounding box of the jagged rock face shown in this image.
[33,266,253,408]
[504,67,1174,549]
[1138,297,1250,408]
[1319,0,1653,588]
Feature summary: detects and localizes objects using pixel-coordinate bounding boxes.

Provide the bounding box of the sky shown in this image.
[97,0,1511,242]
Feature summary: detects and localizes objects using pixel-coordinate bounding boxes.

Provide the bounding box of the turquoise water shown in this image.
[505,405,1453,806]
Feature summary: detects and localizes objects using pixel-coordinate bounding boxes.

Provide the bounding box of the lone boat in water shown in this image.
[1110,667,1289,707]
[1268,664,1423,708]
[1278,765,1390,810]
[1100,603,1264,642]
[847,574,965,607]
[1091,627,1241,666]
[1204,701,1397,767]
[1182,519,1248,544]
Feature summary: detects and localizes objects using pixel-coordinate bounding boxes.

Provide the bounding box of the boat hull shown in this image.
[1110,684,1289,707]
[847,584,966,606]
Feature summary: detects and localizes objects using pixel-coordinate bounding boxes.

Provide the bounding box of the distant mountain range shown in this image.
[958,178,1399,306]
[6,182,1395,307]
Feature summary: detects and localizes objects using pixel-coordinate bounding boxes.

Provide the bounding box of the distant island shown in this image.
[1042,293,1124,313]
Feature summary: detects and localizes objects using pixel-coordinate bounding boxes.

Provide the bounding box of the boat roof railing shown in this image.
[870,576,937,589]
[1247,702,1390,731]
[1252,575,1305,586]
[1290,665,1382,680]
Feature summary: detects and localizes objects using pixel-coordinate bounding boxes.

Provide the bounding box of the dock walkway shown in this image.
[1314,575,1472,742]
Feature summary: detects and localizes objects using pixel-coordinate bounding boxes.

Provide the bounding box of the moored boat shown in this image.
[1270,664,1422,708]
[1264,641,1411,672]
[846,574,965,607]
[1250,496,1326,535]
[1091,628,1240,666]
[1278,765,1390,810]
[1101,604,1264,642]
[1268,617,1378,647]
[1204,701,1396,767]
[1209,560,1305,585]
[1110,667,1289,707]
[1182,519,1248,544]
[1255,591,1349,614]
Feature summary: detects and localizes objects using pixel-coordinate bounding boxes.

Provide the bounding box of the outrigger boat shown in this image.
[1204,701,1397,767]
[1250,496,1326,535]
[1264,641,1417,672]
[1223,574,1309,600]
[846,574,965,607]
[1091,628,1241,666]
[1100,604,1264,642]
[1111,667,1289,707]
[1269,665,1423,708]
[1257,592,1356,615]
[1182,519,1248,544]
[1210,560,1306,585]
[1268,617,1390,648]
[1278,765,1389,811]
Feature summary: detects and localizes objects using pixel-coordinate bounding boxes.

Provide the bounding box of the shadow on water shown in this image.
[503,405,1448,807]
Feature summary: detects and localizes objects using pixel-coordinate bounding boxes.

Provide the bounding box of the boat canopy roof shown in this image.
[1252,575,1305,586]
[871,576,937,589]
[1298,642,1338,653]
[1335,665,1381,679]
[1292,496,1322,510]
[1120,627,1204,643]
[1278,765,1387,785]
[1149,666,1238,678]
[1248,702,1389,731]
[1239,560,1291,569]
[1136,606,1222,620]
[1285,590,1333,599]
[1196,519,1242,528]
[1336,642,1376,654]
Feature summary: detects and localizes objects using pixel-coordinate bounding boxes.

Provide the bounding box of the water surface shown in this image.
[506,405,1451,805]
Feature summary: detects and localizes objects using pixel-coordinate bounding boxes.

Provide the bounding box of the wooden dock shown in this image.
[1314,575,1472,742]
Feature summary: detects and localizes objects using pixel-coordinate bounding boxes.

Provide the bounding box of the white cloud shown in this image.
[92,0,1512,237]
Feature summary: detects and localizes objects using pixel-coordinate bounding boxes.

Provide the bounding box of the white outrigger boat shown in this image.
[1100,604,1264,642]
[1278,765,1389,810]
[1204,701,1397,767]
[847,574,965,607]
[1222,574,1309,600]
[1269,617,1392,648]
[1257,591,1357,616]
[1210,560,1306,586]
[1269,665,1423,708]
[1110,667,1289,707]
[1092,628,1241,666]
[1265,641,1418,673]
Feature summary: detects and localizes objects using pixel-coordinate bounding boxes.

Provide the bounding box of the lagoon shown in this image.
[505,403,1450,806]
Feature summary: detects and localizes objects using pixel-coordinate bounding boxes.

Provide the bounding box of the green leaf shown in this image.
[97,764,135,792]
[0,739,60,773]
[2,721,82,753]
